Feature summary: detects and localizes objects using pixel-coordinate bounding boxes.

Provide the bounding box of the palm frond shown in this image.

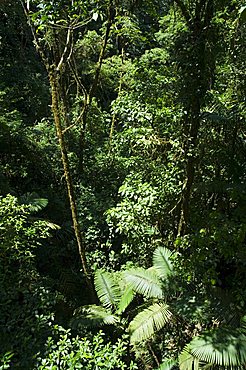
[209,287,241,327]
[19,192,48,212]
[94,269,121,310]
[153,247,174,279]
[71,305,119,328]
[129,303,172,344]
[157,358,178,370]
[179,348,199,370]
[117,285,135,314]
[241,315,246,333]
[44,221,60,230]
[179,328,246,369]
[124,267,163,299]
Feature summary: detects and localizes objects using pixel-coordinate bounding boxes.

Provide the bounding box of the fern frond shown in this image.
[94,269,121,310]
[124,267,163,299]
[129,303,172,343]
[153,247,174,279]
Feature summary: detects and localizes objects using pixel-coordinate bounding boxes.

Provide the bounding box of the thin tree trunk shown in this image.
[109,47,125,150]
[48,66,95,297]
[21,0,97,300]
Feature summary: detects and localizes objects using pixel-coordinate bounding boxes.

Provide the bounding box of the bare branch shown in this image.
[57,27,72,71]
[20,0,49,68]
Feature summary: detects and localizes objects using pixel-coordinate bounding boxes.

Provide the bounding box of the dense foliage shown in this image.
[0,0,246,368]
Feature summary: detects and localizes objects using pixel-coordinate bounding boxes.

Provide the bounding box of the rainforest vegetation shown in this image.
[0,0,246,369]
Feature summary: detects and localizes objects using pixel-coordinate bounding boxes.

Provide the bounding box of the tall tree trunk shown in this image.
[48,66,95,297]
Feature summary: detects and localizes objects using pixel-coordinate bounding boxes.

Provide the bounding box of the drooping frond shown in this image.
[129,303,172,344]
[94,269,121,310]
[179,328,246,370]
[117,285,135,314]
[71,305,119,328]
[124,267,163,299]
[157,358,178,370]
[153,247,174,279]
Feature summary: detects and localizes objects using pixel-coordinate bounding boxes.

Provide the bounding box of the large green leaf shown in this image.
[124,267,163,298]
[179,328,246,370]
[153,247,174,279]
[129,303,172,343]
[71,305,119,328]
[94,270,121,310]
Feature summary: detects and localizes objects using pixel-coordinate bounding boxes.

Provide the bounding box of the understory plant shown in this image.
[72,246,246,369]
[34,328,137,370]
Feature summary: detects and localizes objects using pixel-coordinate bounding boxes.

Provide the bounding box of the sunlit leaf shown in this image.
[124,267,163,298]
[129,303,172,343]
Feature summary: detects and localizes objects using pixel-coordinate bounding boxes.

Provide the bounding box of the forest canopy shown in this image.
[0,0,246,369]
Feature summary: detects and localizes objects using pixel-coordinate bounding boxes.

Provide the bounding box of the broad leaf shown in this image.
[124,267,163,298]
[153,247,174,279]
[129,303,172,343]
[94,270,121,310]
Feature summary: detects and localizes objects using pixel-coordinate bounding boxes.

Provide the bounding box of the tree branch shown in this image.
[57,27,72,71]
[174,0,192,27]
[88,0,114,101]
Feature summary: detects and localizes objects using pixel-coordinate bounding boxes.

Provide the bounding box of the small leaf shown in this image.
[92,12,99,21]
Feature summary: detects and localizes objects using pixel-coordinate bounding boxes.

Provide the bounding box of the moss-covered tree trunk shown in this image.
[48,65,94,296]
